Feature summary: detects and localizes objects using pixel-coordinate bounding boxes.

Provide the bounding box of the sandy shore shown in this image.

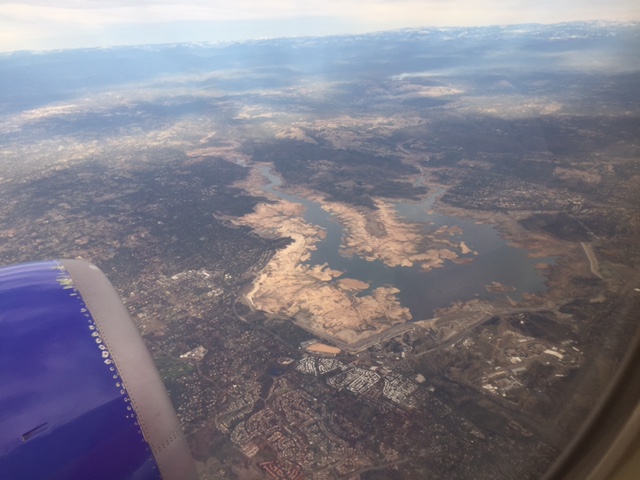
[231,161,599,347]
[322,198,471,271]
[231,170,413,344]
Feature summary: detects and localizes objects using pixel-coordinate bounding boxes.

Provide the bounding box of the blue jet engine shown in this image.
[0,260,197,479]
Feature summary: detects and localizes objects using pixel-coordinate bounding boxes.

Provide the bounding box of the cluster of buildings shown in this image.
[230,388,360,472]
[297,354,421,408]
[295,357,344,376]
[327,367,381,394]
[475,328,583,400]
[259,460,304,480]
[382,373,418,404]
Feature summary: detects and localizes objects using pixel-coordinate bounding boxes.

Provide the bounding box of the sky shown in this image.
[1,0,639,52]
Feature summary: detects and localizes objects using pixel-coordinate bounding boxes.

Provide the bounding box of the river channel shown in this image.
[258,165,554,321]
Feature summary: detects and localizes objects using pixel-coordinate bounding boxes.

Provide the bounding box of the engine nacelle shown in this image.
[0,260,197,479]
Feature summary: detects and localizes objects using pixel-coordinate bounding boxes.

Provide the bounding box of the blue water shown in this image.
[258,165,553,320]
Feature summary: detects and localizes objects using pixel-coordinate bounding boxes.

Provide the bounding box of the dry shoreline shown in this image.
[231,162,600,350]
[230,166,413,345]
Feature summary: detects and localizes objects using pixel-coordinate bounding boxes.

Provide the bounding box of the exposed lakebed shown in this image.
[258,165,553,321]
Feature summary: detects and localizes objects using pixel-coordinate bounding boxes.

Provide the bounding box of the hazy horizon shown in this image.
[2,0,639,53]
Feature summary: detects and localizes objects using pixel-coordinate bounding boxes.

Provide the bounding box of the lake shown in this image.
[258,165,553,320]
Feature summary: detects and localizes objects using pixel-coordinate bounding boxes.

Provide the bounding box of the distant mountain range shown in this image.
[1,21,638,115]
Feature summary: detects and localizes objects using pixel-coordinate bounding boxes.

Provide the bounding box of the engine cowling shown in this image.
[0,260,197,480]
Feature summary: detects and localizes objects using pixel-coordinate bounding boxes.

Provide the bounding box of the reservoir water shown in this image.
[258,165,553,320]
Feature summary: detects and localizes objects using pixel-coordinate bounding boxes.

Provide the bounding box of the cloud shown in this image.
[1,0,639,52]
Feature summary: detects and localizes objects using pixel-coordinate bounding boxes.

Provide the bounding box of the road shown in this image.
[580,242,604,279]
